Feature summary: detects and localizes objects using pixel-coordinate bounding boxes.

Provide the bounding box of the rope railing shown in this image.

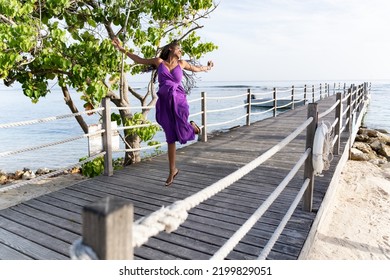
[0,130,104,158]
[0,108,103,129]
[258,177,311,260]
[318,99,340,119]
[207,93,248,100]
[211,148,311,260]
[206,104,247,114]
[250,107,274,116]
[207,114,248,128]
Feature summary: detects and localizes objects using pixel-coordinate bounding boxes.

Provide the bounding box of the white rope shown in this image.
[114,106,155,110]
[114,142,166,153]
[318,99,340,119]
[211,149,311,260]
[257,178,310,260]
[116,122,160,131]
[188,97,203,104]
[250,107,274,116]
[276,100,293,109]
[0,152,105,193]
[207,104,246,114]
[207,93,248,100]
[131,117,313,248]
[250,98,275,106]
[0,130,104,158]
[188,111,203,118]
[251,90,274,97]
[0,108,103,129]
[207,114,247,127]
[69,239,98,260]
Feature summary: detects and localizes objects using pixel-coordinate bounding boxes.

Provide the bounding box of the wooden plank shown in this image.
[0,228,67,260]
[0,243,32,260]
[0,217,70,257]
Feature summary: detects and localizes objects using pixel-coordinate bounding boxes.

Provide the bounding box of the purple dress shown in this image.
[155,63,195,144]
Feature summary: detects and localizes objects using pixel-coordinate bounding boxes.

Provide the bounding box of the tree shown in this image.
[0,0,218,165]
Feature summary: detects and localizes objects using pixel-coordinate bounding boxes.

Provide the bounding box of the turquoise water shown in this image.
[0,80,388,172]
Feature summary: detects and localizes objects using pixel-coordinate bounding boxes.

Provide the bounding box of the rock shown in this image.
[0,170,6,176]
[22,170,36,180]
[377,131,390,145]
[369,139,382,152]
[350,148,370,161]
[0,175,7,185]
[36,168,50,175]
[378,144,390,158]
[14,170,24,180]
[353,142,377,159]
[355,134,370,142]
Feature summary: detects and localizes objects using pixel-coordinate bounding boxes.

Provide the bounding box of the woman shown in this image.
[112,38,214,186]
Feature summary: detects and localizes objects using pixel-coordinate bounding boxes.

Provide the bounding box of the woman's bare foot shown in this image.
[165,168,179,187]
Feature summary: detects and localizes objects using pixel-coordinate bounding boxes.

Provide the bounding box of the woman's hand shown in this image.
[207,60,214,70]
[112,37,125,52]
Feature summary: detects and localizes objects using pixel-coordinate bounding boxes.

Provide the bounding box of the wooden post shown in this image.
[291,85,295,110]
[319,83,322,100]
[303,103,318,212]
[346,87,352,133]
[102,97,113,176]
[82,197,133,260]
[273,87,277,117]
[334,92,342,155]
[201,91,207,142]
[246,89,251,126]
[312,85,315,102]
[304,84,307,105]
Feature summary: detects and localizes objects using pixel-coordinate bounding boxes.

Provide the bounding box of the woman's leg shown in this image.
[165,142,179,186]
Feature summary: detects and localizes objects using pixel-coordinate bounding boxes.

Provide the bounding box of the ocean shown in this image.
[0,80,389,173]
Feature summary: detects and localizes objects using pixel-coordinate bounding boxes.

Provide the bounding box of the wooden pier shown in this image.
[0,90,368,260]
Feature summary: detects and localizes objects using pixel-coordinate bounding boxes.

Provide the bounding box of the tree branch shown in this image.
[0,14,16,25]
[61,85,89,133]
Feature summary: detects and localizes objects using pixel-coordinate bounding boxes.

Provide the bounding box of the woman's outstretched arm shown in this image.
[112,37,161,66]
[181,60,214,72]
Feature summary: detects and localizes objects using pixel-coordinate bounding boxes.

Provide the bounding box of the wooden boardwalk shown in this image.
[0,95,352,260]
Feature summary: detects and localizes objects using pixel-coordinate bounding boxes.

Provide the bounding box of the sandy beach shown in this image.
[1,160,390,259]
[306,160,390,260]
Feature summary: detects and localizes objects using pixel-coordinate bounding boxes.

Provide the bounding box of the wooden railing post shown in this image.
[201,91,207,142]
[303,103,318,212]
[304,84,307,105]
[291,85,295,110]
[346,87,352,133]
[102,97,113,176]
[246,89,252,126]
[273,87,277,117]
[319,83,322,100]
[334,92,342,155]
[312,85,315,102]
[82,197,133,260]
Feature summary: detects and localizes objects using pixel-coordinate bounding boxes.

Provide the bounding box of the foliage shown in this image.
[79,156,104,178]
[124,112,160,142]
[1,0,218,163]
[79,156,124,178]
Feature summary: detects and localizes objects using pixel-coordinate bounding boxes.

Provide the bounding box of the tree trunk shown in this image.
[123,133,141,165]
[61,85,89,133]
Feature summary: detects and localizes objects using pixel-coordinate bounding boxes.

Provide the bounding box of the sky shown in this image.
[191,0,390,82]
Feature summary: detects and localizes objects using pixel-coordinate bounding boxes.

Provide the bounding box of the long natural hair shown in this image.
[152,40,196,94]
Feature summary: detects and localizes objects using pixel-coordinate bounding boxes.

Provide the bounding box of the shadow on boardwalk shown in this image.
[0,95,350,260]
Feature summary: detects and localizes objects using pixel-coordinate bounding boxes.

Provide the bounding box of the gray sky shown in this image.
[195,0,390,82]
